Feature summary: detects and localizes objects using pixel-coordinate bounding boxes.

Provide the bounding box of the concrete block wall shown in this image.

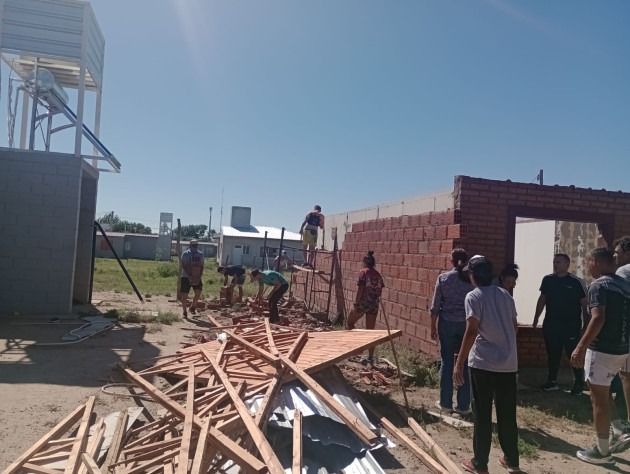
[294,176,630,368]
[0,148,86,315]
[73,166,99,304]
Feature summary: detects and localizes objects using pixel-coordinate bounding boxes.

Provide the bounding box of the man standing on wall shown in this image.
[533,253,588,394]
[180,240,204,318]
[571,248,630,465]
[299,205,324,268]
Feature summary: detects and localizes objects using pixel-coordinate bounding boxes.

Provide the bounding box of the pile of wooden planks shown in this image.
[4,316,460,473]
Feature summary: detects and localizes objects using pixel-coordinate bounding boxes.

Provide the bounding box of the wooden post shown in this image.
[176,219,182,299]
[292,410,303,474]
[380,300,410,412]
[408,418,463,474]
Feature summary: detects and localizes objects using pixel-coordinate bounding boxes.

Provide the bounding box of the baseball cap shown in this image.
[463,254,489,272]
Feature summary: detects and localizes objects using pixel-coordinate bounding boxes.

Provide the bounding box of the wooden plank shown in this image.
[103,411,128,470]
[176,365,196,474]
[264,318,279,356]
[124,368,266,473]
[80,453,102,474]
[125,448,179,474]
[163,431,175,474]
[65,395,96,474]
[78,418,105,474]
[123,437,182,457]
[226,331,280,367]
[254,332,308,428]
[190,416,212,474]
[379,417,447,474]
[279,356,378,445]
[292,410,302,474]
[21,463,58,474]
[408,418,462,474]
[202,351,284,473]
[2,403,85,474]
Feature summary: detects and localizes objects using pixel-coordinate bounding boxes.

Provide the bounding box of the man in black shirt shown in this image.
[217,265,246,301]
[571,248,630,465]
[533,253,588,393]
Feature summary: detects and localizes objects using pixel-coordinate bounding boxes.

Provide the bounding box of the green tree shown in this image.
[180,224,207,240]
[98,212,152,234]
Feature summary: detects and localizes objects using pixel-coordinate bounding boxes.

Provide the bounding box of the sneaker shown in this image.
[435,401,453,412]
[570,381,585,395]
[576,446,615,465]
[610,433,630,453]
[499,456,522,473]
[461,458,489,474]
[360,356,374,366]
[541,381,560,391]
[612,419,630,437]
[453,406,473,416]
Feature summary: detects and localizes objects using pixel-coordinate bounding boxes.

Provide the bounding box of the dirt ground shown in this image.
[1,291,629,473]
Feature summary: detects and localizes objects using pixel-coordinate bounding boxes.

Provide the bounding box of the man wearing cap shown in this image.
[180,240,204,318]
[299,205,325,268]
[455,255,521,474]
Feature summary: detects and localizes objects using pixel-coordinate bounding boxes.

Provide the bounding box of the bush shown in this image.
[156,263,178,278]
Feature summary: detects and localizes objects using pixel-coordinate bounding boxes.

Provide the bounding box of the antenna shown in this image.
[208,206,212,239]
[536,169,544,185]
[219,187,224,232]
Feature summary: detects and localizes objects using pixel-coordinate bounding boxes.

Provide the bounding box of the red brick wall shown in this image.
[294,176,630,367]
[293,210,460,358]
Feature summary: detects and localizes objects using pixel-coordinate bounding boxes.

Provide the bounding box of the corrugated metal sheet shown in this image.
[222,225,301,241]
[245,367,392,474]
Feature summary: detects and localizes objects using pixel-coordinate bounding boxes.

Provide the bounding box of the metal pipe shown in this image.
[94,221,144,303]
[276,227,285,272]
[88,221,97,303]
[262,231,268,270]
[28,59,39,150]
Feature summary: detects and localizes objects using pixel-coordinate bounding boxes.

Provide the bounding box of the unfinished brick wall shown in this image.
[294,176,630,367]
[293,209,460,357]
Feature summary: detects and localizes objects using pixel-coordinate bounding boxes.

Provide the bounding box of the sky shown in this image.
[1,0,629,233]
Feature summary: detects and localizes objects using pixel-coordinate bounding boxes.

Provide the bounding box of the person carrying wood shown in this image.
[250,269,289,323]
[346,251,385,365]
[180,240,204,318]
[217,265,246,301]
[299,204,324,268]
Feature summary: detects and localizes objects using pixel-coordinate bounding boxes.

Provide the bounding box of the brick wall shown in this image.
[294,176,630,367]
[0,148,84,315]
[294,209,460,358]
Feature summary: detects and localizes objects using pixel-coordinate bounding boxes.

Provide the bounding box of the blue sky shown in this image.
[3,0,630,232]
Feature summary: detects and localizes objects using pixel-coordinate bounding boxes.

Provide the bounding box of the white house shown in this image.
[218,207,303,268]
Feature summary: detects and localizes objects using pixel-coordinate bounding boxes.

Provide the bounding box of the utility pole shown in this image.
[208,206,212,240]
[537,169,544,185]
[219,187,224,232]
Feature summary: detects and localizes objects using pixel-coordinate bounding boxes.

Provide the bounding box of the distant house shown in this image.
[96,232,217,260]
[218,206,303,267]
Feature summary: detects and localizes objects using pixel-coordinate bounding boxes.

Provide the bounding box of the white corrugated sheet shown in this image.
[221,225,302,241]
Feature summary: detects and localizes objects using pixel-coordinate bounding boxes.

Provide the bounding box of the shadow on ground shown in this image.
[0,310,159,387]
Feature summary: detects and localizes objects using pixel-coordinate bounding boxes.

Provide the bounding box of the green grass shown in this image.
[375,344,440,388]
[93,258,274,299]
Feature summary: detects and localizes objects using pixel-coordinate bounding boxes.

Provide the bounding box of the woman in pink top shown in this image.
[346,251,385,364]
